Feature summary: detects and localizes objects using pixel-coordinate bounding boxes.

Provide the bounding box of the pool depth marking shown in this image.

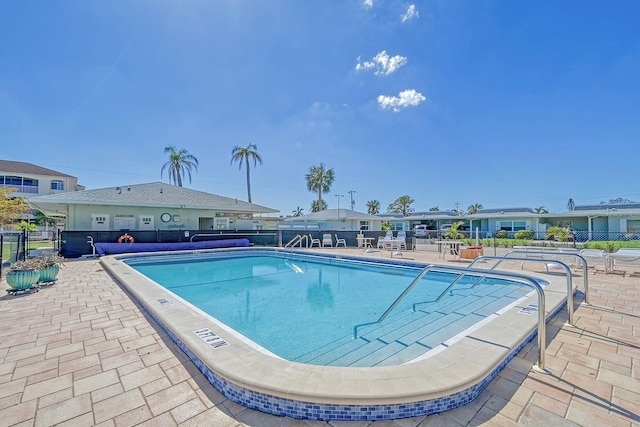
[194,328,230,349]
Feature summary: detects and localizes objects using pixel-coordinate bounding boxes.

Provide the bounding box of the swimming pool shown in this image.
[124,252,533,367]
[101,248,570,421]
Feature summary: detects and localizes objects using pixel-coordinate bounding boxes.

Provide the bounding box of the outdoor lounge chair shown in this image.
[335,234,347,247]
[322,233,333,247]
[309,234,321,248]
[608,248,640,273]
[578,249,610,273]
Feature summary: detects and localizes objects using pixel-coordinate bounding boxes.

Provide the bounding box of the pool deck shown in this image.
[1,247,639,426]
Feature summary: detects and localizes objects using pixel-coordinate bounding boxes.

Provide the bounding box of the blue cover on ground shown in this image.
[94,239,250,255]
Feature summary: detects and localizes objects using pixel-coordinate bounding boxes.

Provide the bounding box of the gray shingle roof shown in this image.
[28,182,278,213]
[0,160,74,178]
[574,203,640,211]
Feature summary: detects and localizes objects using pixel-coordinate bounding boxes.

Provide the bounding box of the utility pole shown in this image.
[348,190,357,210]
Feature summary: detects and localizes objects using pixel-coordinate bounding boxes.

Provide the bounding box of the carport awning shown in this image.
[28,201,68,218]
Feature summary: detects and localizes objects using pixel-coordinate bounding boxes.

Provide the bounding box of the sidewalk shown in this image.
[0,248,638,426]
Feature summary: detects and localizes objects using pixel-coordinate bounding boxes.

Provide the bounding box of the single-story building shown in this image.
[281,209,384,231]
[466,204,640,241]
[28,182,278,231]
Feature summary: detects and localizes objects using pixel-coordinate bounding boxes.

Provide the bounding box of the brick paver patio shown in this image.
[0,250,638,426]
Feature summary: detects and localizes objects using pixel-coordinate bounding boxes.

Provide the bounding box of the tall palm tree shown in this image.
[305,163,335,210]
[534,206,549,214]
[292,206,304,217]
[231,143,263,203]
[366,200,380,215]
[311,199,328,212]
[467,203,483,215]
[161,146,199,187]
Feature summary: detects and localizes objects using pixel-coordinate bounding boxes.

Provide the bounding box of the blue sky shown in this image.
[2,1,639,216]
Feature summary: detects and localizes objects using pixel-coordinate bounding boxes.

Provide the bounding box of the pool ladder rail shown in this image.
[284,234,309,252]
[353,263,549,372]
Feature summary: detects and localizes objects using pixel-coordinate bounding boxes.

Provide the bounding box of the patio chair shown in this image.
[335,234,347,247]
[322,233,333,247]
[377,231,394,249]
[309,234,321,248]
[396,231,407,250]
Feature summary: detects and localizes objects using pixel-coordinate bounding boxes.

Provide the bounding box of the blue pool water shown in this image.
[125,252,531,367]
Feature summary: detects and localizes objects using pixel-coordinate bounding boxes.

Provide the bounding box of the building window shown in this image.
[359,221,369,231]
[628,220,640,233]
[498,221,529,231]
[390,222,404,231]
[51,180,64,191]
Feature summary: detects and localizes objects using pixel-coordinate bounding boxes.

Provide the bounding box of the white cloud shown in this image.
[401,4,419,23]
[377,89,426,112]
[355,50,407,76]
[363,0,373,9]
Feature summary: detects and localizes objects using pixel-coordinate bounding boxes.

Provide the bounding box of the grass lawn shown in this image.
[2,241,55,261]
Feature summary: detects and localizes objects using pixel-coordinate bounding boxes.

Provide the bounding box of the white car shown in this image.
[413,225,430,237]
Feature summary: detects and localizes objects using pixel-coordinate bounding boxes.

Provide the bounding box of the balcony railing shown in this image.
[0,184,39,194]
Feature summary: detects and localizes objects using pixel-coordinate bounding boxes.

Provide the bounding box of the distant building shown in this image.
[0,160,84,198]
[282,209,384,231]
[29,182,278,231]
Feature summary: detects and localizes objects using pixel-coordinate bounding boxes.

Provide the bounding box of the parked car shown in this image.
[413,225,429,237]
[413,224,436,238]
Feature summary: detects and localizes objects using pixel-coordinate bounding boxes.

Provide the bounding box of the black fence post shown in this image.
[0,234,3,277]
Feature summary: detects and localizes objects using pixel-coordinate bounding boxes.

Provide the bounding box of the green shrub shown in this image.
[514,230,534,240]
[494,230,508,239]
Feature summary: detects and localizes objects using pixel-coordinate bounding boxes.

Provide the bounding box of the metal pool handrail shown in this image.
[503,250,590,305]
[353,264,548,371]
[469,256,577,325]
[284,234,309,250]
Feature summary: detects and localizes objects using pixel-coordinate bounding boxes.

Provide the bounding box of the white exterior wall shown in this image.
[0,172,80,198]
[65,205,256,231]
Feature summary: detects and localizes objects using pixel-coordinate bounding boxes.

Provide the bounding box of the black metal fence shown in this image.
[50,228,640,259]
[61,229,412,258]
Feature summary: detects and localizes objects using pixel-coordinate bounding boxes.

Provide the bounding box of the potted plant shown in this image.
[5,259,41,291]
[36,255,63,284]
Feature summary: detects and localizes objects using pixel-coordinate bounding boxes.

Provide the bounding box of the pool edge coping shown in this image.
[100,248,571,420]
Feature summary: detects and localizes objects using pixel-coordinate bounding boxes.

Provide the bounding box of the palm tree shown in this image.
[231,143,263,203]
[161,146,199,187]
[311,199,328,212]
[534,206,549,214]
[567,198,575,211]
[467,203,483,215]
[429,206,439,211]
[292,206,304,217]
[366,200,380,215]
[305,163,335,210]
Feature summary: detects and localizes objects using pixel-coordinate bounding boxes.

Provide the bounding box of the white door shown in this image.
[139,215,154,230]
[91,214,110,231]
